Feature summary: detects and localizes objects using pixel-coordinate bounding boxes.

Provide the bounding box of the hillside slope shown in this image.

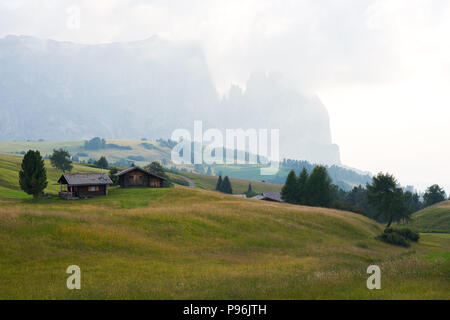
[0,186,449,299]
[0,153,104,199]
[174,171,281,194]
[408,201,450,233]
[0,35,340,164]
[0,153,281,198]
[0,140,370,189]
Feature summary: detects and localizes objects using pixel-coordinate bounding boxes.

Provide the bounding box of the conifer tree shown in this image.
[215,175,223,191]
[297,167,309,204]
[221,176,233,194]
[366,172,412,227]
[304,165,332,207]
[19,150,48,199]
[281,170,298,203]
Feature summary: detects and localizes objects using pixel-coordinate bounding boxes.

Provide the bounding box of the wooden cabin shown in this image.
[115,166,165,188]
[58,173,113,200]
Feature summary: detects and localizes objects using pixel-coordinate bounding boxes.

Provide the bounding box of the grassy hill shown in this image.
[0,153,105,199]
[0,140,171,167]
[0,187,448,299]
[0,153,280,198]
[0,140,371,190]
[408,201,450,233]
[0,154,448,299]
[173,171,281,195]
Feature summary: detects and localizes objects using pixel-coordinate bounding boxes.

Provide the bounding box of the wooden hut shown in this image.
[58,173,113,199]
[115,166,165,188]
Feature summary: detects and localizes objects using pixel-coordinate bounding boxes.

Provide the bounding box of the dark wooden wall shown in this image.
[119,169,163,188]
[68,185,107,197]
[149,176,163,188]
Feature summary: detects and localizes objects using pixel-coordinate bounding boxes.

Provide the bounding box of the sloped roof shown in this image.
[115,166,148,176]
[251,195,265,200]
[251,192,283,202]
[58,173,113,186]
[115,166,167,180]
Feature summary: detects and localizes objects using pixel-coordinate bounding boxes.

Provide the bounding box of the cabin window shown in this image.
[88,186,99,192]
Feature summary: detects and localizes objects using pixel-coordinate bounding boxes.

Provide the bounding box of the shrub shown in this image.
[376,227,419,247]
[392,228,420,242]
[376,232,410,248]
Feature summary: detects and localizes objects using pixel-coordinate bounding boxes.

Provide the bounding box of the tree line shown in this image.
[281,166,448,227]
[215,175,233,194]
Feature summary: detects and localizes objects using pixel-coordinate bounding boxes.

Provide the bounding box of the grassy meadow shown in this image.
[0,154,448,299]
[407,201,450,233]
[0,139,171,167]
[174,171,282,195]
[0,153,105,199]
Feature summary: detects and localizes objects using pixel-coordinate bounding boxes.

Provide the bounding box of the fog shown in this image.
[0,0,449,192]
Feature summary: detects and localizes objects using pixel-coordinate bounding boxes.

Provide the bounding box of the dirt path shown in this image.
[171,173,195,188]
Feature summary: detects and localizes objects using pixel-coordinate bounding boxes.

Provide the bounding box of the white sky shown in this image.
[0,0,449,193]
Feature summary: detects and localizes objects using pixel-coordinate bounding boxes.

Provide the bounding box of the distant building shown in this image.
[58,173,113,199]
[251,192,284,202]
[232,194,247,198]
[115,166,165,188]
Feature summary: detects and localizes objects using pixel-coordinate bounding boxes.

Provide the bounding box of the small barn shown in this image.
[58,173,113,199]
[251,192,284,202]
[115,166,165,188]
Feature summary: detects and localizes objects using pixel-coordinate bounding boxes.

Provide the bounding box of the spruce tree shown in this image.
[19,150,48,199]
[304,165,332,207]
[281,170,298,203]
[221,176,233,194]
[245,183,255,197]
[215,175,223,191]
[297,167,309,204]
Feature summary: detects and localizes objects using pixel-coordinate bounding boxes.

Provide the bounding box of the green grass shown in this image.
[0,140,171,167]
[0,185,449,299]
[0,153,105,198]
[0,153,280,198]
[407,201,450,233]
[90,187,171,209]
[176,171,282,195]
[0,154,448,299]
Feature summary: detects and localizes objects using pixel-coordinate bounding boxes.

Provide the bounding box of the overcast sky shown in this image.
[1,0,449,193]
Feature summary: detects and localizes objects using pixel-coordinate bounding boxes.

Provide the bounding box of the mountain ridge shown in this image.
[0,34,340,165]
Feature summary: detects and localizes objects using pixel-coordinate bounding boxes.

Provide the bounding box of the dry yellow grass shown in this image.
[0,186,448,299]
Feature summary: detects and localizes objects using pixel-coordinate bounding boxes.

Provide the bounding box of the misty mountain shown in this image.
[220,72,340,165]
[0,35,340,165]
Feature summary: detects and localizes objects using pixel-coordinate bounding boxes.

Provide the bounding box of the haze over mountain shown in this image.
[0,35,340,165]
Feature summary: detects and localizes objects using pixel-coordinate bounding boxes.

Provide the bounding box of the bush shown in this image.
[392,228,420,242]
[376,232,411,248]
[376,227,419,247]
